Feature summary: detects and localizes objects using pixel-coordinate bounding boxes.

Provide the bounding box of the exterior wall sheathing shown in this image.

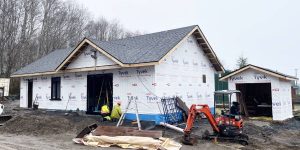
[227,69,293,120]
[20,35,217,123]
[155,35,216,113]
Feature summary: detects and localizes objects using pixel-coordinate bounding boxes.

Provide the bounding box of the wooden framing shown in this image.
[123,62,159,67]
[56,38,124,72]
[85,40,125,67]
[220,64,298,81]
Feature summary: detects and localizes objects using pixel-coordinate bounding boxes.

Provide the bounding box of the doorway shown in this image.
[0,87,4,101]
[27,80,33,108]
[0,87,4,97]
[236,83,272,117]
[87,73,113,114]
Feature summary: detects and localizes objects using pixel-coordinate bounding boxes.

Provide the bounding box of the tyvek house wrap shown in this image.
[19,34,217,123]
[228,69,293,120]
[155,35,216,110]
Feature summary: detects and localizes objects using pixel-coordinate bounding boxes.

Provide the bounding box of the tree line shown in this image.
[0,0,140,77]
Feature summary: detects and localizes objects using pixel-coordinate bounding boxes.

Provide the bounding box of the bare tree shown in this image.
[0,0,140,78]
[236,55,248,69]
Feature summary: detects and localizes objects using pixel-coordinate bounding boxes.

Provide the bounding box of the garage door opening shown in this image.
[236,83,272,117]
[87,73,113,115]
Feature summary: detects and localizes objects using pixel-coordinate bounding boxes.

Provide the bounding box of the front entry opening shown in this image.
[87,73,113,115]
[236,83,272,117]
[27,80,33,108]
[0,87,4,101]
[0,87,4,97]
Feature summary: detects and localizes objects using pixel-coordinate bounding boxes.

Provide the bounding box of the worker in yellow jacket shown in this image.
[111,101,122,122]
[101,104,111,121]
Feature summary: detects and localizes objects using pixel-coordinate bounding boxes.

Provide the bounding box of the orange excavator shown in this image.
[182,91,248,145]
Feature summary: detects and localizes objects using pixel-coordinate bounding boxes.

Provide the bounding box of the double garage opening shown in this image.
[236,83,272,117]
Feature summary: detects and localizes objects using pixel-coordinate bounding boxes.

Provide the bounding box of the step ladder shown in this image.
[116,98,141,130]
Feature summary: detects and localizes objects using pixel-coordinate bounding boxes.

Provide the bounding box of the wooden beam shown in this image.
[92,126,162,139]
[10,65,121,78]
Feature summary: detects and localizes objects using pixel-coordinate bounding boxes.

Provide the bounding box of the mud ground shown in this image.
[0,99,299,150]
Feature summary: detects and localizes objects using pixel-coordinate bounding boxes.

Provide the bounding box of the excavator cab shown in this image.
[214,90,244,127]
[214,90,242,116]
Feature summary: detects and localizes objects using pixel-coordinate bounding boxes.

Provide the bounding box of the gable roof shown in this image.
[12,25,224,77]
[13,48,74,76]
[220,64,298,81]
[92,25,197,64]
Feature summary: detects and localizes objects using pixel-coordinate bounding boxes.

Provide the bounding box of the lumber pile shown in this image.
[92,126,162,139]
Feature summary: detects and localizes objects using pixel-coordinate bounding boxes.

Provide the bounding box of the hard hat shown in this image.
[116,101,121,105]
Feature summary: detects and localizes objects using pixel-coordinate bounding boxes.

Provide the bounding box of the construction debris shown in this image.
[92,126,163,139]
[76,123,98,138]
[0,99,300,149]
[74,124,178,150]
[73,134,182,150]
[159,122,184,133]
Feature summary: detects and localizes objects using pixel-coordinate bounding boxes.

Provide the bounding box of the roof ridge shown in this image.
[88,25,197,43]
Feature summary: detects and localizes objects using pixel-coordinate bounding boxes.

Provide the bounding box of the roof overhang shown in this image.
[220,65,298,81]
[10,65,121,78]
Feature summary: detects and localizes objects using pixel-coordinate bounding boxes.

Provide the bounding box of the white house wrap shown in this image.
[220,65,297,121]
[13,25,224,123]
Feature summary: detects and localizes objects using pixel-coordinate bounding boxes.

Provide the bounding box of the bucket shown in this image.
[33,101,39,110]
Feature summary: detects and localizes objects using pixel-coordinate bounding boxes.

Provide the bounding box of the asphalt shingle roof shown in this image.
[90,25,197,64]
[13,25,198,75]
[13,48,74,75]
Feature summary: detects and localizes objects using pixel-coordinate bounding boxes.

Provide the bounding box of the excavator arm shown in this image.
[182,103,249,145]
[182,104,219,145]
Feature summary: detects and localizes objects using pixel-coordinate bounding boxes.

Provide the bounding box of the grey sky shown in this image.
[74,0,300,76]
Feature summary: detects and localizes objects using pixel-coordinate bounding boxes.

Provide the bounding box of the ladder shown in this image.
[116,98,141,130]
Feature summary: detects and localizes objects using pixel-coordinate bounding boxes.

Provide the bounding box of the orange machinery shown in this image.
[182,104,248,145]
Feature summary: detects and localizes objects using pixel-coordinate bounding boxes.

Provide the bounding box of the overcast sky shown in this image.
[74,0,299,76]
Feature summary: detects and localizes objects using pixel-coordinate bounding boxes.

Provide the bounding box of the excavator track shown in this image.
[204,133,249,146]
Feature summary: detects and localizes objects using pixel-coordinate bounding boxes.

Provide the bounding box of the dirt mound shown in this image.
[0,114,73,135]
[0,112,102,136]
[241,118,300,150]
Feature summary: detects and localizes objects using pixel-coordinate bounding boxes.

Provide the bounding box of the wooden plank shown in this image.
[175,97,189,121]
[92,126,162,139]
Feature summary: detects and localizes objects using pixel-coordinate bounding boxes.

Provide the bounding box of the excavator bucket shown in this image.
[182,134,197,145]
